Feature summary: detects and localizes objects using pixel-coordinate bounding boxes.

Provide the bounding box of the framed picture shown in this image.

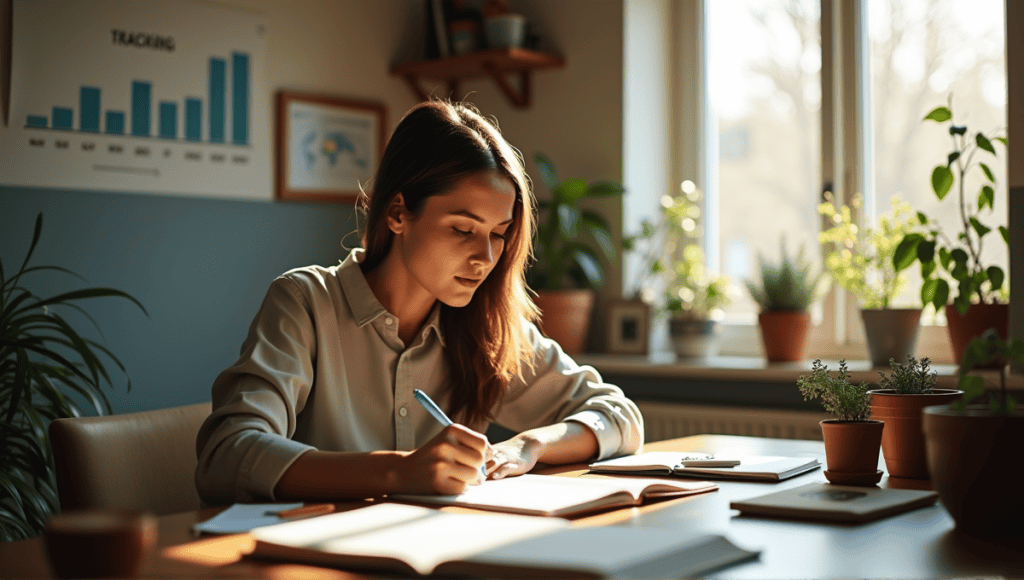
[606,299,650,355]
[276,92,387,203]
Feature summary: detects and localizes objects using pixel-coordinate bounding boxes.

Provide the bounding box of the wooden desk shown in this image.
[4,435,1023,579]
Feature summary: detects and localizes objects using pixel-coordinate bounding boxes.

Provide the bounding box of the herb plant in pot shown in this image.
[530,153,625,354]
[818,195,922,367]
[866,356,962,483]
[1,214,145,541]
[922,331,1024,535]
[798,360,883,486]
[893,102,1009,366]
[746,240,827,362]
[623,185,731,358]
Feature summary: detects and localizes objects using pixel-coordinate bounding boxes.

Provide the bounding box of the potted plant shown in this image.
[1,214,145,541]
[798,359,883,485]
[530,153,625,354]
[818,194,923,367]
[622,185,731,358]
[893,100,1009,365]
[745,240,827,362]
[866,356,962,482]
[922,330,1024,535]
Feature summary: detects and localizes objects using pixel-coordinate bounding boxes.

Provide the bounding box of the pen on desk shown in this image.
[413,388,488,478]
[268,503,335,519]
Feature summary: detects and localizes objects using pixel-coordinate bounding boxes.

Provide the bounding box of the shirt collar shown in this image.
[338,248,446,347]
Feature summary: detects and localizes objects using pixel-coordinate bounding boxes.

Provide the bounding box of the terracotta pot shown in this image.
[819,419,883,473]
[860,308,922,368]
[923,404,1024,535]
[533,289,596,354]
[757,311,811,362]
[944,303,1008,368]
[868,389,963,480]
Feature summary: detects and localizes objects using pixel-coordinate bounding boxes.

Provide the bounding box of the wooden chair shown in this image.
[49,402,212,515]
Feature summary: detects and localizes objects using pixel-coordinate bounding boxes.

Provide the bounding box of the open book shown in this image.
[389,473,717,517]
[250,502,759,578]
[730,482,939,523]
[589,451,820,482]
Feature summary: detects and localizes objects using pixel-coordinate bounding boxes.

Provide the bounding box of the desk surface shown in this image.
[4,434,1023,579]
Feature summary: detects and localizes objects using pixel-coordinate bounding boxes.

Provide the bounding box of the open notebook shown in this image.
[389,473,717,517]
[249,502,759,578]
[589,451,821,482]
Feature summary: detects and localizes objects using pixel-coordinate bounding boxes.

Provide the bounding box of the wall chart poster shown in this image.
[0,0,270,200]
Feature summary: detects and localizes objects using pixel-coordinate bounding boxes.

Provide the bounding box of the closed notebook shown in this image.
[589,451,820,482]
[730,482,940,523]
[390,473,717,517]
[249,502,759,578]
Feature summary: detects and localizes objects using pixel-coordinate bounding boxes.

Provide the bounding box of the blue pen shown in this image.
[413,389,487,478]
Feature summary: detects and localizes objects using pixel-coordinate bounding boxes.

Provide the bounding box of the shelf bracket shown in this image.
[482,62,531,109]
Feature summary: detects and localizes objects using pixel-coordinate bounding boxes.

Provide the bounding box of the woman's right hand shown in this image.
[398,424,491,495]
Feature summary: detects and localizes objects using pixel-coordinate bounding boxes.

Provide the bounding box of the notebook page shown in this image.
[252,502,432,546]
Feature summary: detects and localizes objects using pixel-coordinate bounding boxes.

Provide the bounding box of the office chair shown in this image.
[49,402,212,516]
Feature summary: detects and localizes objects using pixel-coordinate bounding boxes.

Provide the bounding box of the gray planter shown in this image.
[668,318,721,358]
[860,308,922,367]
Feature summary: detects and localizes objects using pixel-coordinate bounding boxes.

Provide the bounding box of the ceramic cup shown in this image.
[44,510,157,579]
[485,14,527,49]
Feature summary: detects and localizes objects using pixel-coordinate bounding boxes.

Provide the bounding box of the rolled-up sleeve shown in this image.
[494,321,644,460]
[194,277,318,504]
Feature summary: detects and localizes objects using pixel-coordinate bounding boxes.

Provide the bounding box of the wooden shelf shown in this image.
[390,48,565,109]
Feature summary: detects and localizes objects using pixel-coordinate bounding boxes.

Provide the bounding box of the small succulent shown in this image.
[797,359,871,421]
[746,239,827,312]
[877,356,937,394]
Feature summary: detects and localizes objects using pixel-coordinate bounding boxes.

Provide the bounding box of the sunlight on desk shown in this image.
[162,533,253,566]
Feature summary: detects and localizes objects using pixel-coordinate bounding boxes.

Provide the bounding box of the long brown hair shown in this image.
[358,100,538,426]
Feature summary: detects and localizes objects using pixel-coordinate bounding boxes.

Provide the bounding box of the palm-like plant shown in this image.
[1,214,145,541]
[529,153,625,290]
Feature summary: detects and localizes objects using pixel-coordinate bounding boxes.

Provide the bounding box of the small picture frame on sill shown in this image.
[606,299,650,355]
[276,91,387,203]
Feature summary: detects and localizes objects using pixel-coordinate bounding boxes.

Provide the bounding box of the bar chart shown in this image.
[23,53,250,146]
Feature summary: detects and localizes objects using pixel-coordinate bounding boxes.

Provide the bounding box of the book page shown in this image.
[589,451,690,472]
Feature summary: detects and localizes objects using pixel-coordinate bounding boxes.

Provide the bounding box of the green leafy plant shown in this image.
[623,186,731,320]
[818,194,919,309]
[956,329,1024,412]
[893,100,1009,314]
[1,214,146,541]
[746,239,827,312]
[877,355,937,394]
[529,153,625,290]
[797,359,871,421]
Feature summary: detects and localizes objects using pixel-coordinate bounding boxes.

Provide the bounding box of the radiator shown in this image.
[637,401,828,442]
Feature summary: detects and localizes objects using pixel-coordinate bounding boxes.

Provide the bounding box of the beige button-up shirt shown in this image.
[195,249,644,504]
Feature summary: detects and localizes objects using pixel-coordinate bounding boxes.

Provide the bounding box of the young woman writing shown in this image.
[195,100,643,504]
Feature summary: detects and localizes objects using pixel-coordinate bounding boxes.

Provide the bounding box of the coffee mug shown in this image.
[44,510,157,579]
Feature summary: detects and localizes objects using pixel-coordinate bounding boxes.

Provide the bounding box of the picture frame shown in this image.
[606,299,650,355]
[276,91,387,203]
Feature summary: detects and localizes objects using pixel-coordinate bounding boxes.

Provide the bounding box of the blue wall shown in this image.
[1,186,357,414]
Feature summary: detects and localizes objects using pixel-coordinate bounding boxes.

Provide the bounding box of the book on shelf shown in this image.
[388,473,717,517]
[730,482,940,523]
[589,451,821,482]
[249,502,760,578]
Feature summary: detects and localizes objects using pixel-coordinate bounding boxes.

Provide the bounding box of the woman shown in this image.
[195,100,643,504]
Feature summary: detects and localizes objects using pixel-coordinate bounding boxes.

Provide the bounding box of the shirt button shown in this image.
[399,406,408,417]
[384,317,394,326]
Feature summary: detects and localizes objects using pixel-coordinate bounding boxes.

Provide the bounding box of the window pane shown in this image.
[867,0,1007,313]
[708,0,822,321]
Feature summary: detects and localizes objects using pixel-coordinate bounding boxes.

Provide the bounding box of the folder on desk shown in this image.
[248,502,760,578]
[730,482,940,523]
[589,451,821,482]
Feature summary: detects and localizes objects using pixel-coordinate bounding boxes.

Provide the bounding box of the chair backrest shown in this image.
[49,402,212,516]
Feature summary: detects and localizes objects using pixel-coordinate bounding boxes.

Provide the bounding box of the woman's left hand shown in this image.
[486,434,542,480]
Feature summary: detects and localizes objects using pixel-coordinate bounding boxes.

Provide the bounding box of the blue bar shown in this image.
[185,98,202,142]
[52,107,73,130]
[159,101,177,139]
[132,81,151,136]
[106,111,125,134]
[80,86,100,132]
[231,52,249,145]
[209,58,225,143]
[26,115,47,128]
